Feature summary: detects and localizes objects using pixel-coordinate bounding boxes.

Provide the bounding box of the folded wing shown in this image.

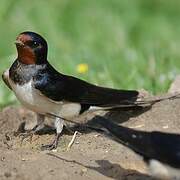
[34,64,139,106]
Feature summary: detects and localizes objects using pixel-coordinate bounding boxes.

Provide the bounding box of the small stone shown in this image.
[21,158,28,161]
[49,169,54,175]
[80,168,87,175]
[82,168,87,173]
[52,149,57,152]
[4,172,11,178]
[163,125,169,129]
[94,134,100,137]
[1,157,5,161]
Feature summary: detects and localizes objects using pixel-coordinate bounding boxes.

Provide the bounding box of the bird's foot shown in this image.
[18,125,41,144]
[41,142,58,151]
[41,133,61,151]
[19,130,35,144]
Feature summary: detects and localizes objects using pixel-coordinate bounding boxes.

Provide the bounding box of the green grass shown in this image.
[0,0,180,107]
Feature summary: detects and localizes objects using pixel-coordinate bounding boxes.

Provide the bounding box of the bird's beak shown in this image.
[15,40,25,46]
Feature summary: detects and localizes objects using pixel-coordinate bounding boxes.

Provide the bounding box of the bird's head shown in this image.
[15,31,48,65]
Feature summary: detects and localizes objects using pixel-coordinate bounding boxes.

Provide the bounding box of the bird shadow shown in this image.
[46,153,154,180]
[71,105,152,134]
[104,105,151,124]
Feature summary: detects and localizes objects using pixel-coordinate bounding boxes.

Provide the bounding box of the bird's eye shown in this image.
[28,41,38,47]
[26,40,40,48]
[33,41,38,46]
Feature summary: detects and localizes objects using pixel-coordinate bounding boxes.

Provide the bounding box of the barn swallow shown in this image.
[2,31,140,150]
[91,116,180,179]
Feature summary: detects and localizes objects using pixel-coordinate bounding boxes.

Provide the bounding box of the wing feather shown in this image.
[34,64,139,106]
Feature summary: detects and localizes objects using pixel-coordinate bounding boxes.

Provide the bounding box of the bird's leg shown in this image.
[20,113,45,143]
[41,117,63,150]
[32,113,45,132]
[41,133,61,151]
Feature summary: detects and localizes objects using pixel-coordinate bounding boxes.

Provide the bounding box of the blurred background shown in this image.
[0,0,180,108]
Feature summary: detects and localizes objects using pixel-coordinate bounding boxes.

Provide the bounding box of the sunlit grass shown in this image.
[0,0,180,107]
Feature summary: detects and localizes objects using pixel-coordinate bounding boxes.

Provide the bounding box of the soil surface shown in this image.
[0,93,180,180]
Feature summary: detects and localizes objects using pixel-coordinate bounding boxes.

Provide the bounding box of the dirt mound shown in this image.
[0,94,180,180]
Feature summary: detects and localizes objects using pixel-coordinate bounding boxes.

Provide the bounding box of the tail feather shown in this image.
[95,92,180,110]
[84,85,139,106]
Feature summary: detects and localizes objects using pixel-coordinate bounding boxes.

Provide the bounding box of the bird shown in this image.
[2,31,141,150]
[90,116,180,179]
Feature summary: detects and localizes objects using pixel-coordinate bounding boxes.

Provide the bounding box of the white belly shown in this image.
[7,73,81,118]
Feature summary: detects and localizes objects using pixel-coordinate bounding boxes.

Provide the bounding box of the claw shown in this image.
[41,133,61,151]
[41,142,57,151]
[19,131,34,144]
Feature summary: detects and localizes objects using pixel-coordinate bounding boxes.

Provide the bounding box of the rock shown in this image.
[168,75,180,93]
[138,89,151,98]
